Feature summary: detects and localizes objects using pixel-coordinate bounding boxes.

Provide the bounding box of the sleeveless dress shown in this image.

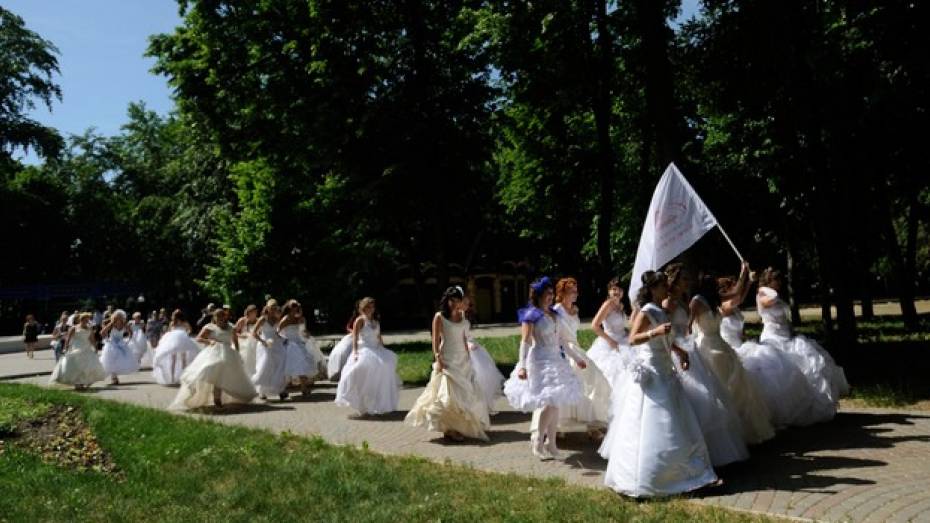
[170,323,257,409]
[587,308,632,385]
[252,321,289,396]
[668,300,748,466]
[503,308,585,412]
[723,307,822,427]
[758,287,849,419]
[326,333,354,381]
[100,327,139,375]
[465,321,505,414]
[532,304,612,434]
[238,321,258,378]
[130,322,154,367]
[335,319,401,415]
[598,303,717,498]
[152,325,201,385]
[50,328,107,386]
[692,296,775,445]
[405,315,491,440]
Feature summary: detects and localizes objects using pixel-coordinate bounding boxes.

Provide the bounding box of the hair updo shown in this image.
[439,286,465,319]
[635,271,668,308]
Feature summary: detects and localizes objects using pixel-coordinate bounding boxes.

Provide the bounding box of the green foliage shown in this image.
[0,6,63,161]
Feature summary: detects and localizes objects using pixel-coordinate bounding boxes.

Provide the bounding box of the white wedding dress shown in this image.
[50,327,107,387]
[692,296,775,444]
[152,325,201,385]
[599,303,717,498]
[326,333,353,381]
[335,319,401,415]
[252,321,289,396]
[100,327,139,376]
[587,308,631,385]
[464,322,505,414]
[405,315,491,440]
[170,324,257,409]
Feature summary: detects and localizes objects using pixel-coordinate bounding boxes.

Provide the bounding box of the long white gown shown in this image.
[326,333,353,381]
[465,322,505,415]
[669,300,749,466]
[599,303,717,498]
[531,304,612,434]
[100,327,139,375]
[691,297,775,445]
[503,308,585,412]
[722,308,824,427]
[170,324,257,409]
[129,322,153,367]
[238,321,258,378]
[335,319,401,415]
[252,321,288,397]
[405,315,491,440]
[50,328,106,386]
[758,287,850,418]
[152,325,201,385]
[587,308,631,385]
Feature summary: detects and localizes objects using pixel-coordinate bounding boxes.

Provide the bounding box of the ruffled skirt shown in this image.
[763,332,850,409]
[504,346,585,412]
[587,337,632,386]
[239,335,258,378]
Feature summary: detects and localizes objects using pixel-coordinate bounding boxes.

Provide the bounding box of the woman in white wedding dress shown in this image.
[530,277,611,440]
[327,311,355,381]
[252,300,290,400]
[504,277,586,460]
[406,286,491,441]
[599,270,718,498]
[588,279,632,385]
[663,263,748,467]
[170,308,257,410]
[99,310,139,385]
[335,297,401,416]
[279,299,320,395]
[50,313,107,389]
[756,268,849,422]
[690,270,775,445]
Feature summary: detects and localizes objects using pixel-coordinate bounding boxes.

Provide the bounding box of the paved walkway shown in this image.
[3,348,930,522]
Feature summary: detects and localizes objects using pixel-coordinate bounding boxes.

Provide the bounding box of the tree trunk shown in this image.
[902,193,920,328]
[878,194,918,329]
[634,0,679,166]
[592,0,616,288]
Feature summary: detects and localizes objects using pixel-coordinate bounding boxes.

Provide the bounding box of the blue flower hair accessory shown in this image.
[530,276,552,293]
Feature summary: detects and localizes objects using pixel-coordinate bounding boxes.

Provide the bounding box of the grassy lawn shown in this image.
[0,383,768,523]
[392,315,930,410]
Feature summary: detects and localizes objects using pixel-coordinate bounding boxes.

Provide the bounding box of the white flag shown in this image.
[627,163,719,301]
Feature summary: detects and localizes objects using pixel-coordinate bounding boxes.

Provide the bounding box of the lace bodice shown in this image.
[439,315,469,363]
[757,287,791,340]
[600,307,628,343]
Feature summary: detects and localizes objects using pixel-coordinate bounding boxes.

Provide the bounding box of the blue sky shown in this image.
[7,1,182,164]
[9,0,700,165]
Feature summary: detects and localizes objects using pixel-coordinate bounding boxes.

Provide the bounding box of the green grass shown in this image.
[0,383,768,522]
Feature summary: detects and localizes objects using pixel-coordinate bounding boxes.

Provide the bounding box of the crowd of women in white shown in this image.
[47,262,848,498]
